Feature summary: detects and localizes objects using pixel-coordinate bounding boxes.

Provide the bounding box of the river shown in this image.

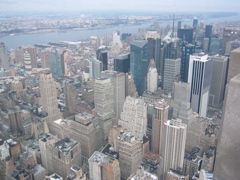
[0,15,239,49]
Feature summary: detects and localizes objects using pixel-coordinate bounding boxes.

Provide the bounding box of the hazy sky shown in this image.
[1,0,239,13]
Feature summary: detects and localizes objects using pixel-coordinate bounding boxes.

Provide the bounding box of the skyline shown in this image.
[1,0,240,13]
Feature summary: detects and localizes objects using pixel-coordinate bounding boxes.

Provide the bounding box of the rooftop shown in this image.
[54,138,78,153]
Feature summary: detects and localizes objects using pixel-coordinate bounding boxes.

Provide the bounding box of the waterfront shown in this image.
[0,15,239,49]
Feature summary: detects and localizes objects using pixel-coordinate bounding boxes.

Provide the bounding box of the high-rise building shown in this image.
[163,58,181,94]
[222,27,240,55]
[181,43,195,82]
[96,46,108,71]
[89,57,103,79]
[0,42,9,70]
[147,38,161,75]
[171,82,194,126]
[214,73,240,180]
[227,47,240,82]
[50,50,63,79]
[39,135,81,179]
[177,29,194,44]
[130,40,149,96]
[209,55,228,108]
[147,59,158,92]
[64,80,79,115]
[178,21,182,29]
[160,119,187,179]
[88,151,120,180]
[188,54,213,117]
[205,25,213,38]
[23,51,32,74]
[119,136,142,179]
[23,46,38,68]
[70,113,96,160]
[118,96,147,140]
[61,50,68,76]
[193,18,198,28]
[209,38,222,55]
[94,78,114,142]
[225,39,240,55]
[152,100,169,155]
[39,73,62,123]
[114,53,130,73]
[41,49,51,68]
[8,108,23,136]
[101,71,125,120]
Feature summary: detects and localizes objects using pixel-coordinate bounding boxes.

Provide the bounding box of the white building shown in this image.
[147,59,158,92]
[118,96,147,140]
[188,53,212,117]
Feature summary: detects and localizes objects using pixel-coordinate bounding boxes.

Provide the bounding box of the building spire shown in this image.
[172,4,175,38]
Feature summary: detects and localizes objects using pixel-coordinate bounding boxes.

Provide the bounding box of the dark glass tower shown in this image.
[181,43,195,82]
[50,50,63,79]
[205,25,213,38]
[147,38,161,74]
[96,47,108,70]
[177,29,193,44]
[114,53,130,73]
[130,40,149,96]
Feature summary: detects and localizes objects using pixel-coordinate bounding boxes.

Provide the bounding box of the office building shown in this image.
[160,119,187,179]
[40,135,81,179]
[163,58,181,94]
[205,25,213,38]
[41,49,51,68]
[50,50,63,79]
[222,27,240,55]
[23,46,38,68]
[111,31,123,53]
[96,46,108,70]
[147,59,158,92]
[214,73,240,180]
[119,135,142,179]
[64,81,79,115]
[209,38,222,55]
[178,21,182,29]
[89,57,103,79]
[39,73,62,123]
[171,82,194,126]
[130,40,149,96]
[8,108,23,136]
[94,78,114,142]
[88,151,120,180]
[193,18,198,28]
[225,39,240,55]
[23,51,32,74]
[177,29,193,44]
[101,71,125,119]
[114,53,130,73]
[227,47,240,82]
[209,55,228,108]
[152,100,169,155]
[181,43,195,82]
[147,38,161,75]
[118,96,147,140]
[188,54,212,117]
[0,43,9,70]
[70,113,96,160]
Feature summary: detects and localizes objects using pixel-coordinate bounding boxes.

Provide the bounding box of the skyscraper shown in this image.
[101,71,125,120]
[214,73,240,179]
[209,55,228,108]
[160,119,187,179]
[23,46,38,68]
[147,38,161,75]
[193,18,198,28]
[114,53,130,73]
[96,46,108,71]
[181,43,195,82]
[89,57,103,79]
[0,42,9,70]
[205,25,213,38]
[177,29,194,44]
[94,78,114,142]
[147,59,158,92]
[227,47,240,82]
[188,54,213,117]
[41,49,51,69]
[152,100,169,155]
[163,58,181,94]
[130,40,149,96]
[64,80,79,115]
[50,50,63,79]
[118,96,147,140]
[23,51,32,74]
[39,73,62,123]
